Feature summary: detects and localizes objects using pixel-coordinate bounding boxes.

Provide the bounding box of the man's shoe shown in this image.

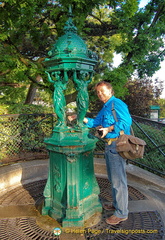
[106,215,128,225]
[102,203,115,211]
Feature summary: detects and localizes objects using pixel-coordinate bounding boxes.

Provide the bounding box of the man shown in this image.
[68,81,132,225]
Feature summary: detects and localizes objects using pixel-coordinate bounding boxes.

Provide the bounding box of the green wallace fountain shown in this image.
[42,7,102,227]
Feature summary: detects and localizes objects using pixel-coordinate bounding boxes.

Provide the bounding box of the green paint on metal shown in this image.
[42,6,102,227]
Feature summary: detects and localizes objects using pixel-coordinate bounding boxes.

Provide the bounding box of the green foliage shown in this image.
[158,98,165,117]
[0,103,53,115]
[0,113,54,161]
[0,0,165,113]
[124,77,163,117]
[116,1,165,78]
[132,122,165,174]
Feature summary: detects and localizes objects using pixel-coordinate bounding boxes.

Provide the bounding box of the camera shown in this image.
[98,129,103,137]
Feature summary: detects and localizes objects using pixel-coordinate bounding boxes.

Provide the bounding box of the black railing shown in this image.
[131,116,165,176]
[0,113,165,176]
[93,115,165,176]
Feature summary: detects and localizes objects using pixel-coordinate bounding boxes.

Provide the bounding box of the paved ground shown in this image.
[0,158,164,239]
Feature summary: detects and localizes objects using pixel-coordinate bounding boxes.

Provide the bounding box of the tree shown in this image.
[158,98,165,117]
[0,0,165,113]
[124,77,164,117]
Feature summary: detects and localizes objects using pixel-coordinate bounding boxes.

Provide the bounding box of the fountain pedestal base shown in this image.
[42,127,102,227]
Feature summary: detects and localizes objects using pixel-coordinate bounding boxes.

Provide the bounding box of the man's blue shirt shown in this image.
[85,96,132,138]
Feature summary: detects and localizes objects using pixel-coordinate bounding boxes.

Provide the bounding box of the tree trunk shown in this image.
[24,83,37,104]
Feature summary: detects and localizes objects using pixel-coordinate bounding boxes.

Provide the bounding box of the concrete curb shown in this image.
[94,157,165,191]
[0,158,165,193]
[0,159,48,192]
[126,163,165,191]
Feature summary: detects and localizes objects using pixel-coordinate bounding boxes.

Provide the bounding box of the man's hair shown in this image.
[95,81,114,94]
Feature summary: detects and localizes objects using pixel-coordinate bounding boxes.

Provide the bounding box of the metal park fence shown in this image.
[0,113,165,176]
[93,115,165,176]
[0,113,54,163]
[131,116,165,176]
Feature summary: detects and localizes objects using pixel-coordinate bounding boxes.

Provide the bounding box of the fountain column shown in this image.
[42,7,102,227]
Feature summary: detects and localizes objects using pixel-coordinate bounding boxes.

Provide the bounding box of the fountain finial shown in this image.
[63,5,77,34]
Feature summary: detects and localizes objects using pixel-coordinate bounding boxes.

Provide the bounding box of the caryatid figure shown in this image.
[73,70,93,127]
[46,71,68,127]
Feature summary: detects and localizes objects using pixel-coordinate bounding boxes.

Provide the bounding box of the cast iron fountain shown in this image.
[42,6,102,227]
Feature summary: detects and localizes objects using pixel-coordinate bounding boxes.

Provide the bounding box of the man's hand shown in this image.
[98,127,109,138]
[99,125,114,138]
[68,114,77,122]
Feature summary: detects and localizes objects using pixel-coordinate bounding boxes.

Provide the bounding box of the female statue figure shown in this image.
[73,70,93,127]
[46,71,68,127]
